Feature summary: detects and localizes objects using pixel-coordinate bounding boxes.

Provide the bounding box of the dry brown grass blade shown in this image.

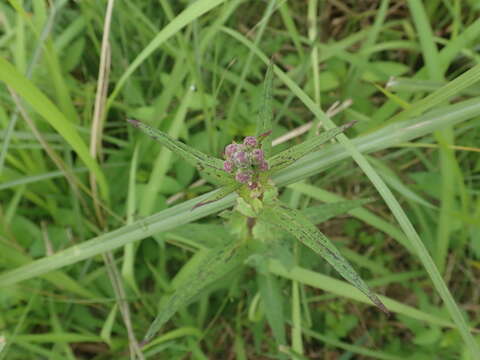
[89,0,114,227]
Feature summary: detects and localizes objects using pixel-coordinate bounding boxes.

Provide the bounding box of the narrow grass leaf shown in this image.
[301,198,373,225]
[108,0,227,103]
[256,62,274,158]
[0,241,97,299]
[269,122,355,171]
[258,272,286,346]
[0,57,108,199]
[300,327,404,360]
[260,202,388,313]
[268,260,453,328]
[144,241,249,341]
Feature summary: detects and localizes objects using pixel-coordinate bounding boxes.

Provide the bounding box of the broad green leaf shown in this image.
[256,62,274,157]
[259,201,388,313]
[268,122,355,172]
[144,241,249,341]
[127,119,231,184]
[258,272,286,346]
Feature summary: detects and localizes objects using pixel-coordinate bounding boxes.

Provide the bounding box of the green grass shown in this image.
[1,1,480,359]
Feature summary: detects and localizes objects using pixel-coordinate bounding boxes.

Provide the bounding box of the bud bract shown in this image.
[235,169,253,184]
[232,151,249,167]
[251,149,264,165]
[243,136,257,147]
[225,143,240,159]
[259,160,269,171]
[223,160,234,173]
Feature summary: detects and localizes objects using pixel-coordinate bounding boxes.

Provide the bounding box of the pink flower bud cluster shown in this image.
[223,136,269,184]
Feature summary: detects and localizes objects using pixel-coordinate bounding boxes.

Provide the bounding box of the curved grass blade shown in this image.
[259,201,388,314]
[256,62,274,157]
[144,241,249,342]
[302,198,373,225]
[0,57,109,199]
[127,119,231,184]
[269,121,355,172]
[108,0,228,104]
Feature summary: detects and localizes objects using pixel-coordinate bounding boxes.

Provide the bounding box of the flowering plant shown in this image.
[128,65,387,341]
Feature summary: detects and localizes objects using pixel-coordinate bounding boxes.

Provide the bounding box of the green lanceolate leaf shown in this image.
[268,121,355,172]
[259,201,388,314]
[143,240,250,341]
[257,272,286,346]
[192,182,240,210]
[256,62,274,158]
[127,119,231,184]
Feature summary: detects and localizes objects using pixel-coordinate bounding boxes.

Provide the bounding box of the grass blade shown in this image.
[301,198,373,225]
[108,0,227,104]
[256,62,274,158]
[144,240,249,341]
[269,121,355,171]
[0,57,109,199]
[268,260,453,328]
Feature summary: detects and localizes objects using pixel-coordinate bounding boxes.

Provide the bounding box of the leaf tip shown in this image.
[191,200,213,211]
[373,297,390,316]
[344,120,357,130]
[259,130,272,139]
[127,118,141,128]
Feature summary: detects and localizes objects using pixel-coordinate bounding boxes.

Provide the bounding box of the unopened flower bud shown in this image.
[232,151,249,167]
[223,160,234,173]
[251,149,264,165]
[259,160,269,171]
[224,143,239,159]
[235,169,253,184]
[243,136,257,147]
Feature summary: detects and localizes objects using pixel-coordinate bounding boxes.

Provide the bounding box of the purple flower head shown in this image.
[235,169,253,184]
[224,143,240,159]
[232,151,249,167]
[243,136,257,147]
[251,149,264,165]
[223,160,234,173]
[259,160,269,171]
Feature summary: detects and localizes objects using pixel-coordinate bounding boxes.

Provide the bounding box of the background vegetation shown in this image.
[1,0,480,359]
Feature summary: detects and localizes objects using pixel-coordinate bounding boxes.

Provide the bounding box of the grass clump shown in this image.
[1,1,480,359]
